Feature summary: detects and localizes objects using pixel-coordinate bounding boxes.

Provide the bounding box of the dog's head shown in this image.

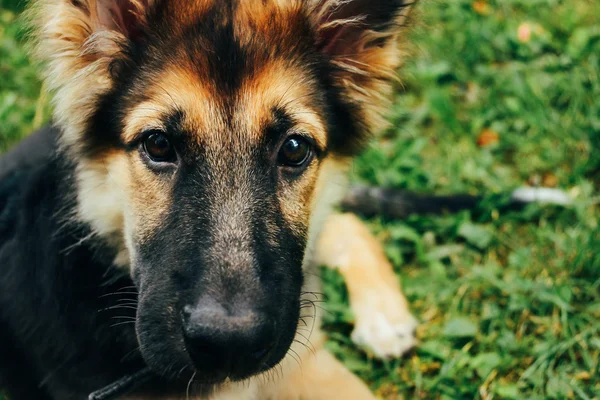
[33,0,413,383]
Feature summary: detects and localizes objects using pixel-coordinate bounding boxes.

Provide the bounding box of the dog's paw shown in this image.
[351,310,418,359]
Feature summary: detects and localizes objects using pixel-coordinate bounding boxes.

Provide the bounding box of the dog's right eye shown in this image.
[142,132,176,163]
[277,136,312,168]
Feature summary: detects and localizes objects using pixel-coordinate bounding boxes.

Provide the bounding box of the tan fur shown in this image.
[316,213,417,358]
[123,102,173,143]
[123,66,221,145]
[236,61,328,148]
[265,347,376,400]
[80,61,331,271]
[119,59,331,244]
[127,156,177,243]
[30,0,412,152]
[29,0,418,398]
[74,156,128,257]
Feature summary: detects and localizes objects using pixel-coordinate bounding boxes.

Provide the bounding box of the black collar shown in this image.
[88,368,154,400]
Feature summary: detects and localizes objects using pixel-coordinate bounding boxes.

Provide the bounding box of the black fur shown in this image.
[80,0,365,159]
[69,2,359,384]
[0,1,416,398]
[0,127,238,399]
[0,127,147,399]
[130,125,306,382]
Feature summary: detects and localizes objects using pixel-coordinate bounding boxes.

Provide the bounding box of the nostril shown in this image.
[181,300,229,339]
[182,304,204,329]
[182,304,194,323]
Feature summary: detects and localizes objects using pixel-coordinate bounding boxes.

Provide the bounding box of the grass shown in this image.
[1,0,599,399]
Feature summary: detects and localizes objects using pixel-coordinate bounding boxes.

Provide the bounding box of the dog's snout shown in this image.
[181,299,276,380]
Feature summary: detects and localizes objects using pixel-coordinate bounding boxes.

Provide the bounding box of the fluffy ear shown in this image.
[30,0,153,150]
[308,0,416,137]
[93,0,150,37]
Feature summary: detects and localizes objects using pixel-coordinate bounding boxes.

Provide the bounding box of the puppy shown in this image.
[0,0,418,399]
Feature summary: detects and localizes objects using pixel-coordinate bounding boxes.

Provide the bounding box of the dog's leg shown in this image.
[315,213,417,359]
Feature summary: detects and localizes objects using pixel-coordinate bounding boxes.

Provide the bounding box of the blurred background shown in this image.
[1,0,599,398]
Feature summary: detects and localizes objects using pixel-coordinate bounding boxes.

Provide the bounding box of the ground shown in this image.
[1,0,599,399]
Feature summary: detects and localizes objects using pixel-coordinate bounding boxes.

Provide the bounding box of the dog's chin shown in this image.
[138,346,286,387]
[137,326,295,385]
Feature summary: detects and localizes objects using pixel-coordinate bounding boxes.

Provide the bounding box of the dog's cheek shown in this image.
[75,152,133,266]
[298,156,351,269]
[122,154,176,269]
[79,149,175,273]
[277,165,320,241]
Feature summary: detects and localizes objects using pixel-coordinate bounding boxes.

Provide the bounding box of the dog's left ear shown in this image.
[308,0,415,137]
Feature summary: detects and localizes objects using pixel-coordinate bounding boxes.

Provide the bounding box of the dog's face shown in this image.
[34,0,412,383]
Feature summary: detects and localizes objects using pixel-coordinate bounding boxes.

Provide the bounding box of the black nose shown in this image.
[181,298,276,381]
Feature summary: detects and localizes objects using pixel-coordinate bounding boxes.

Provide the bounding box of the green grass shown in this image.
[1,0,599,399]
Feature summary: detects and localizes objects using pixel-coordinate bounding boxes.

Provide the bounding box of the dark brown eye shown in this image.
[143,132,175,163]
[277,136,312,167]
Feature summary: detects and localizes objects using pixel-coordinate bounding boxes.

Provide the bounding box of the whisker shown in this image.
[293,339,315,356]
[111,316,136,320]
[116,285,138,291]
[186,371,197,400]
[301,291,327,300]
[120,346,141,363]
[114,301,138,306]
[99,292,139,298]
[287,348,303,372]
[176,366,188,380]
[295,331,315,350]
[98,305,138,312]
[300,299,328,304]
[110,321,136,328]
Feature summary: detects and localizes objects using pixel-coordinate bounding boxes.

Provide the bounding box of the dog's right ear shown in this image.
[33,0,154,76]
[92,0,151,38]
[30,0,154,151]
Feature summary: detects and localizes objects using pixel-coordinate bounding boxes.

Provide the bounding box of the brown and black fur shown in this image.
[0,1,417,399]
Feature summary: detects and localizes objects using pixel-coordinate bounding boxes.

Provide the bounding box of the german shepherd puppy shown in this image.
[0,0,418,399]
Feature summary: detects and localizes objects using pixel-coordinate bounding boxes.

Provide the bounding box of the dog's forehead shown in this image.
[155,0,306,29]
[122,0,326,147]
[152,0,314,75]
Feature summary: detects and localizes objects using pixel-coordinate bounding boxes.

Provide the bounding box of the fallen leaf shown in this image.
[518,22,533,43]
[542,173,558,188]
[575,371,591,381]
[477,129,499,147]
[472,1,491,15]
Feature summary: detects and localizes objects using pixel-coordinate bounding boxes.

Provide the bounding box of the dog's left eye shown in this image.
[278,136,312,168]
[143,131,176,163]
